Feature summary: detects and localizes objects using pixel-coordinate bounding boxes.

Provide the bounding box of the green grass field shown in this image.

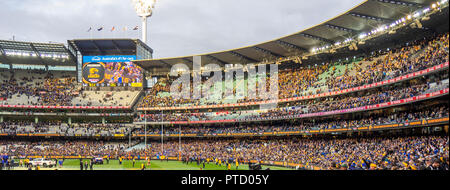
[11,159,294,170]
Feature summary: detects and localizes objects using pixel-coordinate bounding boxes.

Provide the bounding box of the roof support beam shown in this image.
[325,24,358,34]
[228,51,259,63]
[253,46,284,59]
[0,44,12,68]
[206,55,228,66]
[68,41,80,52]
[63,46,77,64]
[91,40,105,55]
[0,44,7,57]
[182,58,192,64]
[29,43,47,66]
[373,0,425,7]
[276,40,308,53]
[348,12,393,22]
[111,40,125,55]
[181,58,194,70]
[299,33,335,44]
[159,60,173,68]
[33,44,67,53]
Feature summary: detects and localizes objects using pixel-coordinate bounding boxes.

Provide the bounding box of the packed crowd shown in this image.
[245,80,447,121]
[0,122,130,137]
[0,104,447,137]
[139,77,448,122]
[0,141,128,158]
[138,33,449,108]
[148,136,449,170]
[134,105,448,135]
[0,70,79,106]
[0,121,63,134]
[325,33,449,91]
[0,70,138,107]
[1,135,448,170]
[68,123,131,136]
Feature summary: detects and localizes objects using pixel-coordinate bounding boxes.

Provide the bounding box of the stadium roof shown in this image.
[67,39,153,56]
[0,40,75,66]
[134,0,447,70]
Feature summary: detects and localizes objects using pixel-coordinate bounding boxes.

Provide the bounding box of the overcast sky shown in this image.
[0,0,364,58]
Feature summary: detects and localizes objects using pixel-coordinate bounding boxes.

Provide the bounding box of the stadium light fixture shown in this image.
[359,34,367,39]
[132,0,157,44]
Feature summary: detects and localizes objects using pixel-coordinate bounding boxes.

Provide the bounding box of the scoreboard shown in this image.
[82,55,143,87]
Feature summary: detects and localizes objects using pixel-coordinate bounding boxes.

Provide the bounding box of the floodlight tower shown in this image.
[132,0,157,44]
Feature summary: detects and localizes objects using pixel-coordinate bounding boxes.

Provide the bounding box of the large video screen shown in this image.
[82,55,143,87]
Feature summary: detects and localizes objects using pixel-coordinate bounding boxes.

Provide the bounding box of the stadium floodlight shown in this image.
[132,0,157,44]
[358,33,367,39]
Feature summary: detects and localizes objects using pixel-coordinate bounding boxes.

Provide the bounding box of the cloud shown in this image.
[0,0,364,58]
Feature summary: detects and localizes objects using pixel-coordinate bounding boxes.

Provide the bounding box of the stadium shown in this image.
[0,0,449,172]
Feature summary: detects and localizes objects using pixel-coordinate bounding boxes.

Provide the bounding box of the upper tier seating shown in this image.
[0,70,140,107]
[139,33,449,108]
